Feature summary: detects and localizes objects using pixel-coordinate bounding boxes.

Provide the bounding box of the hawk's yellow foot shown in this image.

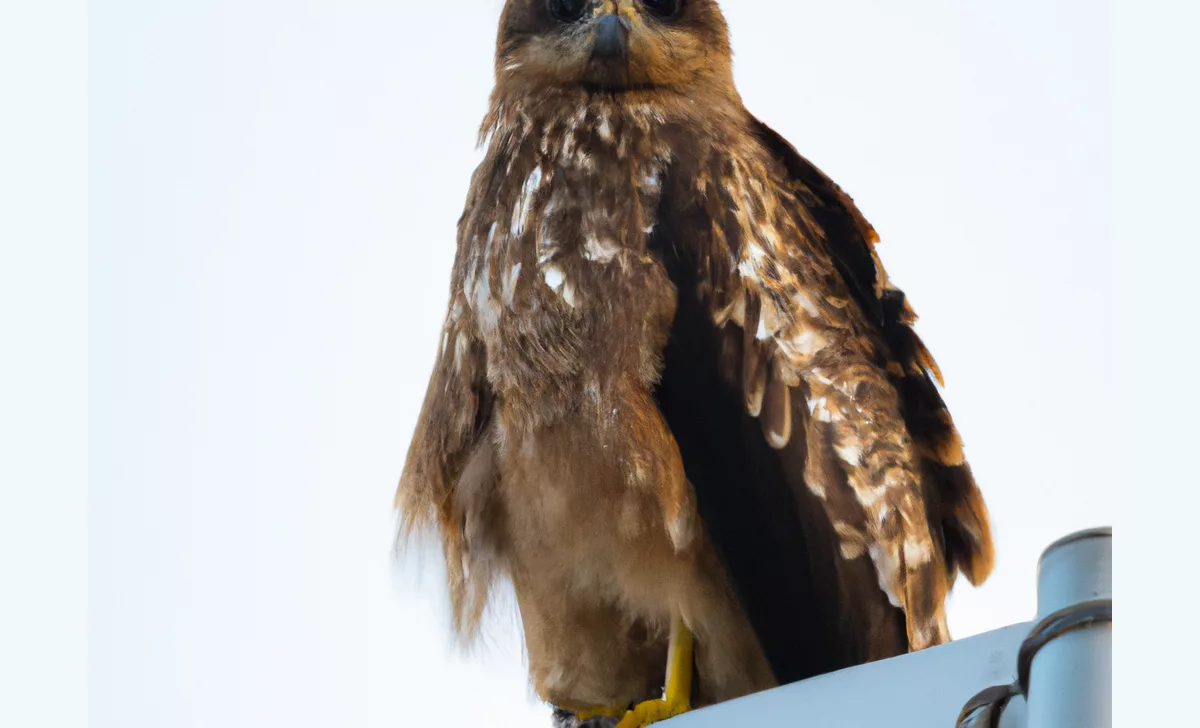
[614,617,693,728]
[613,698,684,728]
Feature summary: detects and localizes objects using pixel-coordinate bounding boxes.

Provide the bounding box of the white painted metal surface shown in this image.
[666,624,1030,727]
[662,527,1112,728]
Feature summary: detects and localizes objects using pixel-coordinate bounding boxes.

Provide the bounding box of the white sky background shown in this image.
[90,2,1111,727]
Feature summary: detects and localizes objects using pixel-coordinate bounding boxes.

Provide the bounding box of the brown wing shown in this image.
[652,233,910,685]
[654,115,993,669]
[396,186,499,639]
[749,116,994,590]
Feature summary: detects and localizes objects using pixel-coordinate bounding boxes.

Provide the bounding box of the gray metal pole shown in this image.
[1024,527,1112,728]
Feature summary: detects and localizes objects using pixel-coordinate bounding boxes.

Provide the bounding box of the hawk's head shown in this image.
[495,0,733,96]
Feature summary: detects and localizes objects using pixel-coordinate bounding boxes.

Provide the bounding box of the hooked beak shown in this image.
[591,14,630,62]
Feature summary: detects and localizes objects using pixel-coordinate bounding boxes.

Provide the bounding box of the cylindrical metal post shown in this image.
[1024,527,1112,728]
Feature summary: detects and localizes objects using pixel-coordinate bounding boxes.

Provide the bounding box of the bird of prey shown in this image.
[396,1,994,725]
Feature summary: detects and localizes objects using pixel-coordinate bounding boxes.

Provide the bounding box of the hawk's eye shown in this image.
[548,0,588,22]
[640,0,681,19]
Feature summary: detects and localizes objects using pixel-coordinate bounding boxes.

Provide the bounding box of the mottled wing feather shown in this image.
[749,120,886,322]
[750,119,994,589]
[697,117,994,649]
[654,238,907,682]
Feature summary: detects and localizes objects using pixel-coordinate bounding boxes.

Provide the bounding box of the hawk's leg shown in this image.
[555,616,693,728]
[614,616,693,728]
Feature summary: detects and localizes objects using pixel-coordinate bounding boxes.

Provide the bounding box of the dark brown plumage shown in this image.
[397,0,993,722]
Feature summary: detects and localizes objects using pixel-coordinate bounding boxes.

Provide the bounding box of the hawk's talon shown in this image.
[613,696,687,728]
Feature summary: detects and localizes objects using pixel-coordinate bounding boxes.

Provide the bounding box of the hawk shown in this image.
[397,1,994,725]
